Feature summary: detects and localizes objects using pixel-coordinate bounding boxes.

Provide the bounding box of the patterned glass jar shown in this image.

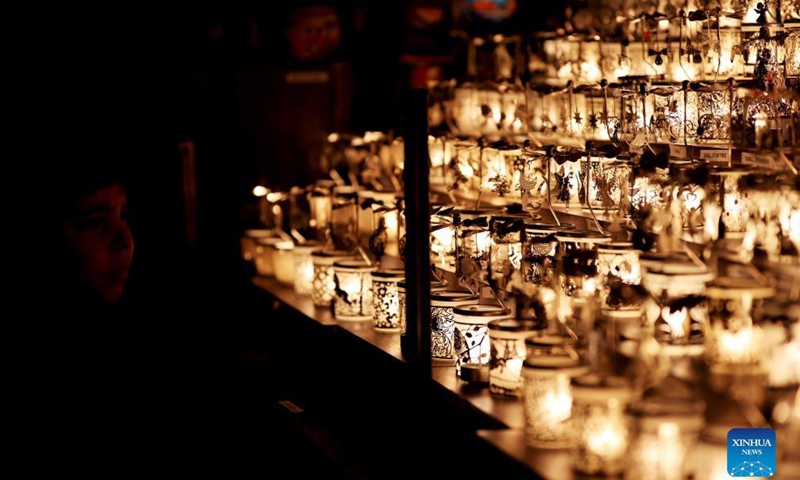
[554,231,612,331]
[482,142,522,198]
[488,319,539,397]
[397,279,448,335]
[292,241,322,296]
[488,215,526,292]
[706,166,753,238]
[430,290,479,360]
[332,260,378,321]
[570,375,634,476]
[371,269,405,331]
[311,250,355,307]
[523,356,590,448]
[585,157,630,212]
[523,222,574,288]
[453,304,513,383]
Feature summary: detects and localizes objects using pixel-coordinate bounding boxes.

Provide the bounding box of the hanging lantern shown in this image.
[522,355,590,448]
[704,277,775,370]
[570,375,634,477]
[371,269,405,331]
[292,241,322,296]
[431,290,480,360]
[625,398,706,480]
[487,319,539,397]
[332,260,377,321]
[453,304,513,383]
[311,250,355,307]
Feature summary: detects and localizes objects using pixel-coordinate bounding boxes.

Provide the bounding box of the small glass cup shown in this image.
[430,290,480,360]
[292,241,322,296]
[254,237,289,277]
[271,242,295,286]
[371,269,405,331]
[487,319,539,397]
[311,250,355,307]
[332,260,378,321]
[398,279,448,335]
[453,304,512,383]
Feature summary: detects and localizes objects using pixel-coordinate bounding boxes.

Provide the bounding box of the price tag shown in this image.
[669,144,687,159]
[699,149,731,164]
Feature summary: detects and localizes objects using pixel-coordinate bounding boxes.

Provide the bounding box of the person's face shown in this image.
[62,183,134,303]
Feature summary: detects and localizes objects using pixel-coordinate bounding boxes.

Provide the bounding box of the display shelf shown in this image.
[476,430,574,480]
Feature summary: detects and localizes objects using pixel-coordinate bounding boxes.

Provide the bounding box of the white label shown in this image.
[699,149,731,164]
[669,144,688,159]
[741,152,780,169]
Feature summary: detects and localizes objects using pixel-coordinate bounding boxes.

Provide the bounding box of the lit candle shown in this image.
[332,260,378,321]
[570,375,633,476]
[453,304,513,383]
[371,269,405,331]
[523,355,589,448]
[487,319,540,397]
[293,242,322,296]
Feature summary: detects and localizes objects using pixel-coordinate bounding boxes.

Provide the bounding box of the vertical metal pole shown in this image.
[402,88,431,377]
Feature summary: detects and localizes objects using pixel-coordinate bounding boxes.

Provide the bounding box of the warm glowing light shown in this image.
[662,307,688,339]
[327,133,340,143]
[266,192,282,203]
[252,186,268,197]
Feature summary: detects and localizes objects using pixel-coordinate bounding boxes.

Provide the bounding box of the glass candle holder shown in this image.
[271,241,295,286]
[488,319,539,397]
[707,167,753,237]
[586,158,630,212]
[428,135,451,186]
[293,241,322,296]
[453,304,513,383]
[333,260,377,321]
[523,355,590,448]
[642,260,715,347]
[431,290,480,360]
[570,375,634,477]
[597,242,644,318]
[624,398,706,480]
[519,150,549,213]
[254,237,288,277]
[308,187,332,241]
[704,277,775,371]
[482,142,522,198]
[311,250,354,307]
[371,269,405,331]
[488,216,526,292]
[241,229,274,262]
[330,186,359,251]
[398,279,448,335]
[450,140,481,192]
[549,157,583,211]
[430,219,456,270]
[523,222,572,288]
[787,25,800,77]
[630,166,669,219]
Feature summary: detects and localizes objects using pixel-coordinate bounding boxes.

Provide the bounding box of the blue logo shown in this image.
[727,428,776,477]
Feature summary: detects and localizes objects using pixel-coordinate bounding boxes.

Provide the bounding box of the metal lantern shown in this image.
[641,259,715,347]
[487,319,539,397]
[371,269,405,331]
[311,250,355,307]
[625,398,706,480]
[332,260,377,321]
[570,375,634,477]
[430,290,480,360]
[523,355,590,448]
[292,241,322,296]
[453,304,513,383]
[704,277,775,371]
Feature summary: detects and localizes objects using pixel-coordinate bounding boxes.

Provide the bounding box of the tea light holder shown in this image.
[450,141,481,192]
[241,229,275,262]
[586,158,629,212]
[254,237,289,277]
[597,242,644,318]
[371,269,405,331]
[428,135,451,186]
[706,166,753,237]
[333,260,378,321]
[398,279,448,335]
[624,398,706,480]
[482,142,522,197]
[453,304,513,383]
[570,375,634,476]
[431,290,480,360]
[330,186,359,251]
[487,319,539,397]
[488,216,526,291]
[293,242,322,296]
[271,241,295,287]
[642,259,715,347]
[704,277,775,371]
[311,250,354,307]
[523,222,574,288]
[308,187,332,241]
[523,355,590,448]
